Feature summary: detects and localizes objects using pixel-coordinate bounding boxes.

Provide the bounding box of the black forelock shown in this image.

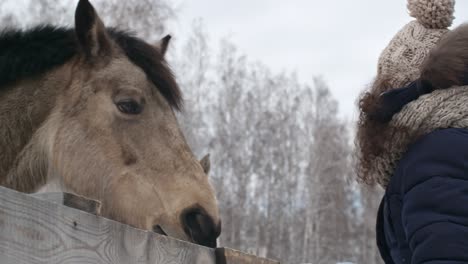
[0,26,182,110]
[109,30,182,110]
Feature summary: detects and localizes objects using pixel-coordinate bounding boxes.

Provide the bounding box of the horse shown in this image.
[0,0,220,248]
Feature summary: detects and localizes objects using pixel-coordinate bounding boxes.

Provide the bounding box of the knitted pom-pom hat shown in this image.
[376,0,455,88]
[408,0,455,29]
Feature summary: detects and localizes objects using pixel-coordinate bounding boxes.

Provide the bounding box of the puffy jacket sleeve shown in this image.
[401,128,468,264]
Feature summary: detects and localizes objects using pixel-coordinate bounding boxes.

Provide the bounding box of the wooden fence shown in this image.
[0,186,279,264]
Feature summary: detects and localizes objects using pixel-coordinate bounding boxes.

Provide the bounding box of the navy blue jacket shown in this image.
[377,128,468,264]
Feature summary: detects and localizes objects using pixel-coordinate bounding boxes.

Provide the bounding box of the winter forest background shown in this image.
[0,0,384,263]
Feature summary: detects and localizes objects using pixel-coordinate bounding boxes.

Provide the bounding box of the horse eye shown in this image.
[116,100,143,115]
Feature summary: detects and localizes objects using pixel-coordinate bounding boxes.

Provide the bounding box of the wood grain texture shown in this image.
[31,192,101,215]
[0,187,215,264]
[215,248,280,264]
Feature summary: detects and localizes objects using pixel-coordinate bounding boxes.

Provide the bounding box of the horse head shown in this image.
[0,0,221,247]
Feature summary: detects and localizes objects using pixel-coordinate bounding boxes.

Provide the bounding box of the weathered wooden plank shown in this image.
[215,248,280,264]
[0,186,215,264]
[31,192,101,215]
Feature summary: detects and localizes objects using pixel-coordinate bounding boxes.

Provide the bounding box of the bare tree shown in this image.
[0,0,174,39]
[175,19,213,155]
[94,0,175,41]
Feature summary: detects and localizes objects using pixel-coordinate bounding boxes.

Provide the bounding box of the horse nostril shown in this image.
[182,207,220,248]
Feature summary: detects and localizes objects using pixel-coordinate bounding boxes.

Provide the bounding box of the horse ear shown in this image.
[75,0,111,57]
[200,154,211,175]
[155,35,171,57]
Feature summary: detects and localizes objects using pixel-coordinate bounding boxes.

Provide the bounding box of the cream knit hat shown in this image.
[377,0,455,88]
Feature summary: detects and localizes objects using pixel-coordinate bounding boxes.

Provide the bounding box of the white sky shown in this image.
[169,0,468,119]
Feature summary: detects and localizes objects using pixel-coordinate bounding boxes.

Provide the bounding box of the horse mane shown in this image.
[0,25,182,110]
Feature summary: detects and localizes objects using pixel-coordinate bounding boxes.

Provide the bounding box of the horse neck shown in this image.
[0,66,69,193]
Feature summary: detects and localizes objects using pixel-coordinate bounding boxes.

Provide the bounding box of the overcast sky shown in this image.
[169,0,468,119]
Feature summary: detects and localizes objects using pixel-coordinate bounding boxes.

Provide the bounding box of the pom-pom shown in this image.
[407,0,455,29]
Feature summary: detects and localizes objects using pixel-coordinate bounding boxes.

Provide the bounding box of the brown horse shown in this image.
[0,0,220,247]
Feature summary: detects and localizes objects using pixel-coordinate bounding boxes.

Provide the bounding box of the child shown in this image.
[355,0,468,263]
